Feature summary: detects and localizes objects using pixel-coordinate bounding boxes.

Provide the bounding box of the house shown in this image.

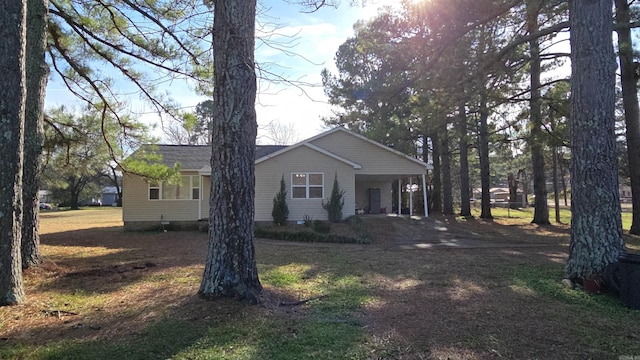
[38,189,53,204]
[101,186,120,206]
[122,127,432,231]
[472,187,527,206]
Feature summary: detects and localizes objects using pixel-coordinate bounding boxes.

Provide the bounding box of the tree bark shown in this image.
[442,130,454,215]
[21,0,49,268]
[552,146,561,223]
[565,0,624,279]
[528,0,550,225]
[615,0,640,235]
[431,132,442,213]
[0,0,27,306]
[478,92,493,219]
[458,96,471,217]
[199,0,262,304]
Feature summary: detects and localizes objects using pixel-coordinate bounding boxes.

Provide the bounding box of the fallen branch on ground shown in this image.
[278,295,326,306]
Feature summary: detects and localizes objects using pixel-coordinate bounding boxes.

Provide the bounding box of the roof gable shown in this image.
[256,126,431,171]
[129,127,431,172]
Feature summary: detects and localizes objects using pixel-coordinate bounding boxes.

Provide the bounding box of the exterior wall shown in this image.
[255,145,355,222]
[101,193,118,206]
[201,175,210,218]
[355,180,392,213]
[310,130,426,176]
[122,171,202,230]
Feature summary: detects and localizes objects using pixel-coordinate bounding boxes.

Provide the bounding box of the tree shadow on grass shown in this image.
[5,215,638,359]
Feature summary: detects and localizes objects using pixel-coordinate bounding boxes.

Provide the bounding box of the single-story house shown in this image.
[122,126,432,231]
[101,186,120,206]
[38,190,54,204]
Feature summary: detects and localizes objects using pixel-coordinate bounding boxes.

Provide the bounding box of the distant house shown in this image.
[122,127,433,231]
[38,190,53,204]
[473,187,526,206]
[101,186,120,206]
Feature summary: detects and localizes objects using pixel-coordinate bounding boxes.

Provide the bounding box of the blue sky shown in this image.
[45,1,395,143]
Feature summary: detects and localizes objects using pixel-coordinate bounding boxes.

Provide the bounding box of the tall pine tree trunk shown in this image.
[442,130,454,215]
[0,0,27,306]
[528,0,550,225]
[552,146,561,223]
[21,0,48,268]
[615,0,640,235]
[478,92,492,219]
[431,132,442,213]
[565,0,623,279]
[199,0,262,304]
[458,98,471,217]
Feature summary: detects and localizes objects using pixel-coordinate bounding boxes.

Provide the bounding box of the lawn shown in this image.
[1,207,639,359]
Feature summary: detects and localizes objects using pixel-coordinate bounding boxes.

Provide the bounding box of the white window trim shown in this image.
[148,175,200,201]
[291,172,324,199]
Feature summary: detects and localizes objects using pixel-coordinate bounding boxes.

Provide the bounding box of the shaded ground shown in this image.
[1,208,639,359]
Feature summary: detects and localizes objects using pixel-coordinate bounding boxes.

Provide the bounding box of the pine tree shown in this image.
[323,174,345,223]
[272,175,289,226]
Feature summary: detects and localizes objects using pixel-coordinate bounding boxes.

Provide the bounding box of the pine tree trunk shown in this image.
[478,93,492,219]
[458,98,471,217]
[615,0,640,235]
[21,0,48,268]
[528,0,550,225]
[565,0,624,279]
[552,146,561,223]
[442,131,454,215]
[0,0,27,306]
[431,132,442,213]
[199,0,262,304]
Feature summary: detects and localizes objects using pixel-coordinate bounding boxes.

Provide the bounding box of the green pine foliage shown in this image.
[323,174,345,223]
[272,175,289,226]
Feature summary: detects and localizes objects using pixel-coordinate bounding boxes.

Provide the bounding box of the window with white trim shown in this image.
[148,175,200,200]
[291,172,324,199]
[149,180,160,200]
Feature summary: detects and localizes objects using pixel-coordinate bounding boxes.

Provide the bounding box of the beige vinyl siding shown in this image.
[255,145,355,222]
[310,130,426,175]
[201,175,210,219]
[122,172,201,222]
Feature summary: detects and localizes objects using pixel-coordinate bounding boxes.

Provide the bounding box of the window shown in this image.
[149,181,160,200]
[192,176,200,200]
[291,172,323,199]
[148,175,200,200]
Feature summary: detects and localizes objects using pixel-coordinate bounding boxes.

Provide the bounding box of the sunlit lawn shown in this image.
[472,205,634,231]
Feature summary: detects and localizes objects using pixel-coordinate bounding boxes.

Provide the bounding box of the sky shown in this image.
[44,0,398,144]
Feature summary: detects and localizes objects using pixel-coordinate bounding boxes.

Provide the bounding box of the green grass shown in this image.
[2,261,371,360]
[510,264,640,356]
[474,206,633,230]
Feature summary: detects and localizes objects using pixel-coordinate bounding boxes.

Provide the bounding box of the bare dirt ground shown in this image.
[2,209,639,359]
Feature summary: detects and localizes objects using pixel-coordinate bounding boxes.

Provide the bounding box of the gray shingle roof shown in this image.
[138,144,288,170]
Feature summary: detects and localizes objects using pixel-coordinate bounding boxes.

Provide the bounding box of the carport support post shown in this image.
[398,179,402,215]
[422,174,428,218]
[409,177,413,216]
[198,174,203,220]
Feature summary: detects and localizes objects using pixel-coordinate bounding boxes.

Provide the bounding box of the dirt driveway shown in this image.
[361,214,568,250]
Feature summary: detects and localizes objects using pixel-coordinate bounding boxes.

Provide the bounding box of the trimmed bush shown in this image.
[323,174,345,222]
[271,175,289,226]
[255,228,358,244]
[312,220,331,234]
[346,215,373,244]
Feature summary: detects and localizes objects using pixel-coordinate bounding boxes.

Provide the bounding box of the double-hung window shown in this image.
[148,175,200,200]
[291,173,323,199]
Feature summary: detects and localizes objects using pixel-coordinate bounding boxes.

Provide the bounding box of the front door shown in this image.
[369,188,381,214]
